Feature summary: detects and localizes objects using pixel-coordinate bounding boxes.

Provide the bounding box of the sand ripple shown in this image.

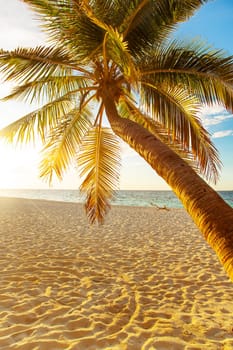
[0,198,233,350]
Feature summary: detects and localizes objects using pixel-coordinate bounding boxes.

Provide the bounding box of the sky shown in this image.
[0,0,232,190]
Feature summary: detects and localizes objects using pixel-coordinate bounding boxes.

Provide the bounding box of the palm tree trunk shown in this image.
[103,94,233,281]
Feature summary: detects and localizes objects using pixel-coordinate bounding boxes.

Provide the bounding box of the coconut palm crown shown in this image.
[0,1,233,280]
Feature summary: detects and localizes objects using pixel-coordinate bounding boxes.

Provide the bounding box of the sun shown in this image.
[0,141,40,189]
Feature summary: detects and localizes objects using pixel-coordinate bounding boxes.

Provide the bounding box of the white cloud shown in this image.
[203,114,233,127]
[212,130,233,138]
[200,105,233,127]
[200,105,226,115]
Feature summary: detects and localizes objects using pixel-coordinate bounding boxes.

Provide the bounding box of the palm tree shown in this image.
[0,0,233,280]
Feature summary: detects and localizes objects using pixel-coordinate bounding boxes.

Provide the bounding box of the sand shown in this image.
[0,197,232,350]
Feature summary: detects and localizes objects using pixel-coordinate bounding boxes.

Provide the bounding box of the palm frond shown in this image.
[78,127,121,224]
[140,40,233,113]
[121,0,208,57]
[22,0,105,61]
[119,97,199,165]
[137,84,221,183]
[105,26,138,82]
[0,97,73,144]
[40,107,92,183]
[0,46,82,84]
[153,0,208,24]
[80,0,127,27]
[79,0,112,32]
[1,75,94,105]
[64,2,139,80]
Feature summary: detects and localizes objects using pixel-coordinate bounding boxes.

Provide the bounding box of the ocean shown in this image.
[0,189,232,208]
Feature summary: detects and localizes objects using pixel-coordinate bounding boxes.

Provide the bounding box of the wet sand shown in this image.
[0,197,232,350]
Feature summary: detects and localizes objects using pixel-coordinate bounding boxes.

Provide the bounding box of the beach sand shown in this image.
[0,197,232,350]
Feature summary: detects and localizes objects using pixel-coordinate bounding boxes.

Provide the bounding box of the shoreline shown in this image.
[0,197,232,349]
[0,189,232,210]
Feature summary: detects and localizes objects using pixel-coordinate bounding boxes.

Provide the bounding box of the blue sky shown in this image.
[0,0,232,190]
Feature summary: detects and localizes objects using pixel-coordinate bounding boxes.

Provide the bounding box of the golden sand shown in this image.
[0,197,232,350]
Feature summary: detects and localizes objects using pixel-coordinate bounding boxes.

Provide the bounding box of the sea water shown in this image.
[0,189,232,208]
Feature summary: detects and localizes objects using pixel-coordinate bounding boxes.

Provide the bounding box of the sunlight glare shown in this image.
[0,141,40,189]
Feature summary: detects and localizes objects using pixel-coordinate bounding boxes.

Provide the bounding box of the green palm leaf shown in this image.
[78,127,121,224]
[0,97,73,144]
[105,26,138,82]
[140,40,233,112]
[80,0,127,28]
[131,82,221,182]
[40,107,92,183]
[0,46,79,84]
[2,75,94,105]
[122,0,208,56]
[22,0,105,61]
